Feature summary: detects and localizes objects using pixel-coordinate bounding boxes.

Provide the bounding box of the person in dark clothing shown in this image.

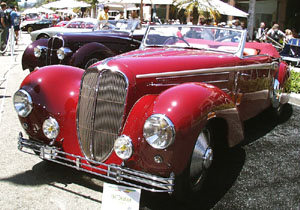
[0,2,7,51]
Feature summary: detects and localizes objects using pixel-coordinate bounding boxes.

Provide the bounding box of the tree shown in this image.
[174,0,220,24]
[247,0,256,40]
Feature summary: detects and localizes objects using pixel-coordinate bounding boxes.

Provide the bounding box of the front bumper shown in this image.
[18,132,174,193]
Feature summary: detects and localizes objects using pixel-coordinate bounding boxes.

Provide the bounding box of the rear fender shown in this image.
[122,83,243,176]
[275,61,290,104]
[22,39,48,71]
[277,61,289,85]
[69,42,115,68]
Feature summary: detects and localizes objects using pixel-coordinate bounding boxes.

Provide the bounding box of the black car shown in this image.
[21,19,53,33]
[22,20,145,71]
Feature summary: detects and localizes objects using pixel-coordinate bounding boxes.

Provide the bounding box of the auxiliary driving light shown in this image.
[114,135,133,160]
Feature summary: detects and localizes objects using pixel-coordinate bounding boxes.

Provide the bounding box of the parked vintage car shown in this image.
[53,20,69,27]
[29,18,98,41]
[14,25,290,198]
[280,38,300,66]
[22,20,144,71]
[21,19,53,33]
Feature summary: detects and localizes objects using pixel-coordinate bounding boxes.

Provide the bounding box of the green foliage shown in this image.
[1,0,17,7]
[285,70,300,93]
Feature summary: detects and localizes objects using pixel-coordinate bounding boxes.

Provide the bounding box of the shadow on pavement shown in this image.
[0,160,103,204]
[0,104,293,209]
[241,104,293,146]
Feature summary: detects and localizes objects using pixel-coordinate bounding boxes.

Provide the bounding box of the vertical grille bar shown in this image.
[47,37,63,65]
[77,69,128,162]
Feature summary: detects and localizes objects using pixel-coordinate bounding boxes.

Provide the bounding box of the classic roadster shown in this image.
[14,25,290,198]
[22,19,144,71]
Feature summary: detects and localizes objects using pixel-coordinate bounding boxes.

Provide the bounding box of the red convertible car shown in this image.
[14,25,290,198]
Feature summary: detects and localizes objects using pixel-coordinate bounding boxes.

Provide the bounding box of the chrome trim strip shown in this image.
[136,62,277,79]
[18,132,175,193]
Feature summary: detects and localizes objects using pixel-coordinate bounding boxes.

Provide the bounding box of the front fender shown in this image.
[69,42,115,68]
[122,83,242,176]
[19,65,84,156]
[22,39,48,71]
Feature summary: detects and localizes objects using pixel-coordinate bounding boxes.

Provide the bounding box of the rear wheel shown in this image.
[270,78,286,121]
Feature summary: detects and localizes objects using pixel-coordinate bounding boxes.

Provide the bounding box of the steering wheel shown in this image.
[215,33,239,42]
[163,36,190,46]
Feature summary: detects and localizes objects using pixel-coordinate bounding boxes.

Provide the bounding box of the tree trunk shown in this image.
[140,0,144,22]
[247,0,256,40]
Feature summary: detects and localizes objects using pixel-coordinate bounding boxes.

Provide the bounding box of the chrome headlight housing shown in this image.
[43,117,60,139]
[13,89,33,117]
[34,45,47,58]
[143,114,175,149]
[114,135,133,160]
[57,47,72,60]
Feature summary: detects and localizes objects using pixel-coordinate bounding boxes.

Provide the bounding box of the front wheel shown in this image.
[173,126,215,199]
[27,26,33,33]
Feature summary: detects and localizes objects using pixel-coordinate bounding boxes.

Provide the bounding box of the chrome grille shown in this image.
[77,68,128,162]
[47,37,63,65]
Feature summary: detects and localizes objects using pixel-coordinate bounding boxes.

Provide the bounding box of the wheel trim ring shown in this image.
[189,129,213,188]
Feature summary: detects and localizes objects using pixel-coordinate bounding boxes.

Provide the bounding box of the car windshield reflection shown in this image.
[95,20,140,32]
[143,25,245,54]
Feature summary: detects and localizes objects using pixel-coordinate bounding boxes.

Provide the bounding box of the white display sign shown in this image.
[102,183,141,210]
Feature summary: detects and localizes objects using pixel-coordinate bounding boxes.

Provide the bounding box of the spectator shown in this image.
[10,5,20,45]
[284,29,293,44]
[232,19,243,30]
[98,6,109,21]
[267,23,285,43]
[115,11,124,20]
[198,15,205,25]
[0,2,7,51]
[256,22,267,42]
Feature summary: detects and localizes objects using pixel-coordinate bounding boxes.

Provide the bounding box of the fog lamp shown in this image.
[114,135,133,160]
[43,117,60,139]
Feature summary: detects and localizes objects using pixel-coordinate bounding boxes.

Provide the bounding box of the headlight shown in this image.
[114,135,133,160]
[43,117,60,139]
[57,47,72,60]
[13,89,33,117]
[143,114,175,149]
[34,45,47,58]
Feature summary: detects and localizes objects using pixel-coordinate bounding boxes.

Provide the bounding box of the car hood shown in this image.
[102,47,242,77]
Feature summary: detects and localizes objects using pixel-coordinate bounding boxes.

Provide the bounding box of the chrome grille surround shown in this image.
[47,36,64,65]
[77,67,128,162]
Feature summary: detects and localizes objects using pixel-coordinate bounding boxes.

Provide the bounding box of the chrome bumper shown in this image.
[18,132,174,193]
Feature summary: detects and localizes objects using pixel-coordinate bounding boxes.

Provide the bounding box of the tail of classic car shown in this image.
[14,25,290,198]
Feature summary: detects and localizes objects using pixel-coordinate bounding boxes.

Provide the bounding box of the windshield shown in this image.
[95,19,140,32]
[65,19,97,29]
[142,25,246,55]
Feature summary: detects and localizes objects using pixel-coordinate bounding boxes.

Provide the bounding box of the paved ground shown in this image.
[0,33,299,210]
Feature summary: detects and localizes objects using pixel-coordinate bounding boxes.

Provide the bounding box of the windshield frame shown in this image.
[140,25,248,58]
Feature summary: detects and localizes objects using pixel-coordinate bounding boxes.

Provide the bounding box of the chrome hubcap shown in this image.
[189,129,213,187]
[271,79,281,109]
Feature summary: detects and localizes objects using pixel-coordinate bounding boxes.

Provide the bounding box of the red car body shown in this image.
[15,25,290,196]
